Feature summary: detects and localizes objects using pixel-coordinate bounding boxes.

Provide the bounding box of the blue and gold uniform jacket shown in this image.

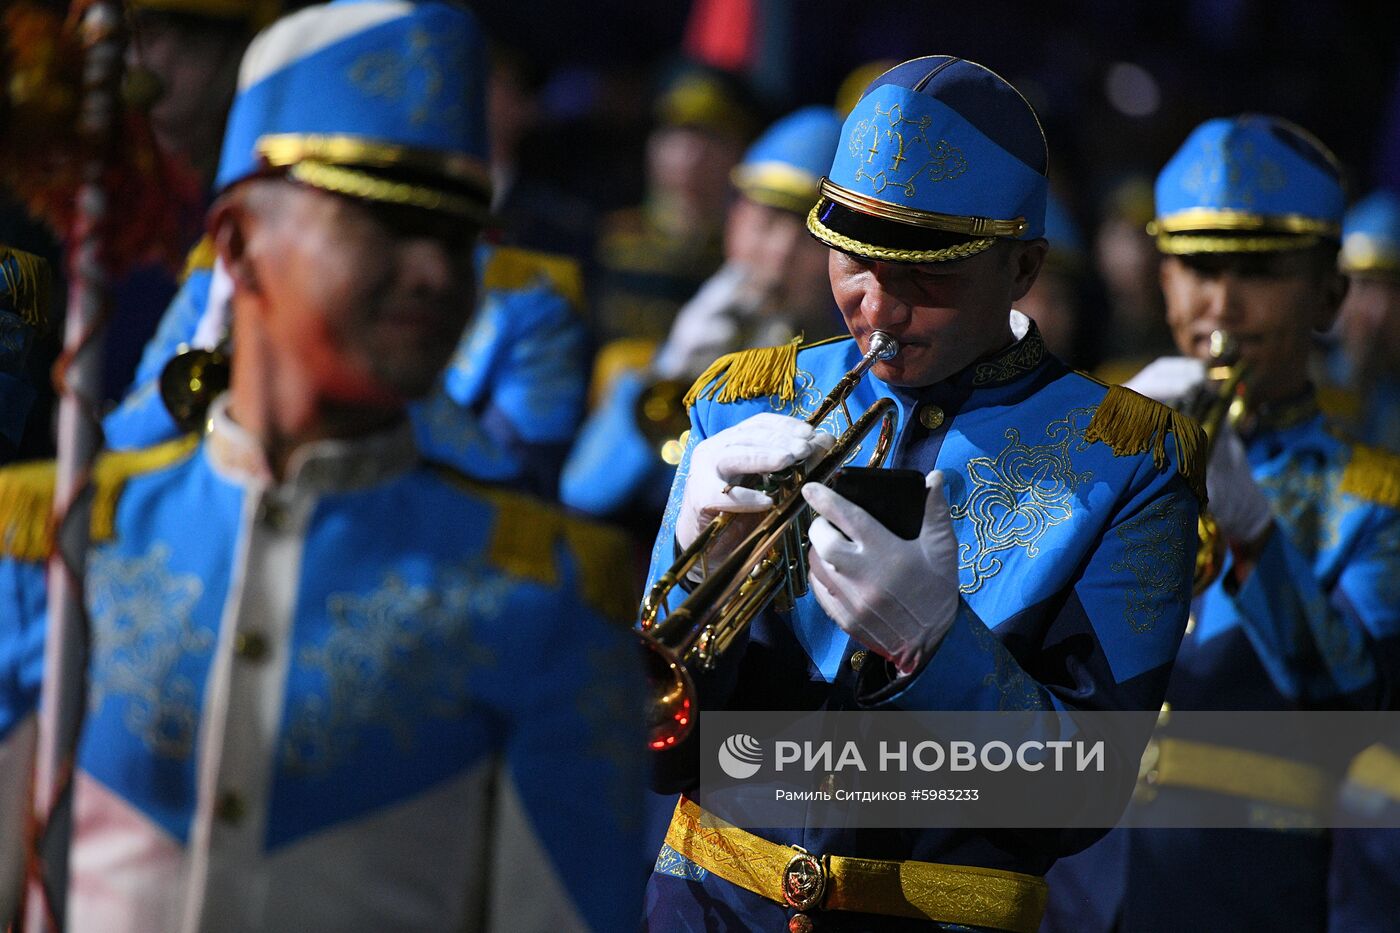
[642,316,1203,928]
[0,403,644,932]
[104,243,589,497]
[1046,398,1400,933]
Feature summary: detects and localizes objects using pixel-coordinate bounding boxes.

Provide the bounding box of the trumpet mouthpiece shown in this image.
[868,331,899,361]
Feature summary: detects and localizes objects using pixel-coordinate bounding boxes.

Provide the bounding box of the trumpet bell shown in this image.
[159,345,230,433]
[635,377,692,465]
[1193,512,1225,596]
[644,640,696,748]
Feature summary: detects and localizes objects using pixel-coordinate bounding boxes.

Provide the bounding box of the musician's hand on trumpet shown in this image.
[1125,353,1274,579]
[802,470,960,676]
[675,413,836,572]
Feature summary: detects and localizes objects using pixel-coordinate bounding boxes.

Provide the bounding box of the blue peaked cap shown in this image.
[731,106,843,214]
[1341,190,1400,277]
[1043,190,1084,268]
[215,0,491,220]
[808,56,1048,264]
[1152,114,1344,254]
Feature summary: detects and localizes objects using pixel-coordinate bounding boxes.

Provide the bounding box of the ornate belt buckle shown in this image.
[782,846,827,911]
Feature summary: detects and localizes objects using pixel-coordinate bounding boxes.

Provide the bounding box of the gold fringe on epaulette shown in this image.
[1084,385,1208,504]
[0,459,57,561]
[561,519,639,625]
[481,485,639,623]
[180,234,218,282]
[682,338,801,410]
[0,245,53,330]
[482,246,586,310]
[1339,445,1400,510]
[0,436,199,561]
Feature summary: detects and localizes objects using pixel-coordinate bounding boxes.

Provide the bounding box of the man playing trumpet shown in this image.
[643,56,1204,932]
[1047,116,1400,932]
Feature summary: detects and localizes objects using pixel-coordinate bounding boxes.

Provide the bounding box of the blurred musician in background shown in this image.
[0,3,645,929]
[1047,115,1400,933]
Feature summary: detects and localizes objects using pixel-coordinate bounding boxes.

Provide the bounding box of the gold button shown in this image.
[818,773,838,795]
[849,649,868,672]
[234,631,268,661]
[215,791,245,825]
[918,405,945,430]
[788,913,814,933]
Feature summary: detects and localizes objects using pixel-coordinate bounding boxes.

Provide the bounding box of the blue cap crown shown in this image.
[808,56,1048,264]
[1341,190,1400,277]
[215,0,491,219]
[1153,114,1344,254]
[1043,191,1084,268]
[731,106,843,214]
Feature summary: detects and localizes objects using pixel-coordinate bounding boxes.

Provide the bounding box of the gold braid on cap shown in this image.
[287,161,491,222]
[819,178,1028,237]
[1151,208,1340,237]
[806,205,995,263]
[258,134,491,193]
[1154,232,1322,255]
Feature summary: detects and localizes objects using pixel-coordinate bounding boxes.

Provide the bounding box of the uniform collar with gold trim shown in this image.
[1241,388,1322,438]
[875,310,1053,414]
[206,394,419,491]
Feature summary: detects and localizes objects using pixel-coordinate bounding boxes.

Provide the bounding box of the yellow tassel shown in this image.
[0,459,57,561]
[481,246,585,310]
[0,245,53,330]
[0,436,198,561]
[682,338,801,410]
[562,518,639,625]
[180,234,218,283]
[1339,444,1400,510]
[1084,385,1208,504]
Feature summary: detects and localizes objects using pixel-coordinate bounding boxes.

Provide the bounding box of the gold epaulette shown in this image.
[0,436,201,561]
[1339,444,1400,510]
[428,465,638,624]
[180,234,218,283]
[682,337,805,410]
[1083,384,1208,503]
[0,244,53,329]
[481,246,585,311]
[1316,383,1362,423]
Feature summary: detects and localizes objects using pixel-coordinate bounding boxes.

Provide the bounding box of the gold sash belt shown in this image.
[664,797,1047,932]
[1140,737,1334,811]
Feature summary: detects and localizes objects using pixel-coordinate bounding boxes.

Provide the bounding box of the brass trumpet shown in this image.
[1183,330,1250,593]
[160,341,231,433]
[639,332,899,749]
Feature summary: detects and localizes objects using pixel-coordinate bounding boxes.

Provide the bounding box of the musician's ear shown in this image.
[208,191,261,295]
[1008,237,1049,302]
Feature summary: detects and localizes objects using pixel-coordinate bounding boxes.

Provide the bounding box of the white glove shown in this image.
[676,413,835,561]
[652,263,752,380]
[802,470,960,676]
[1122,356,1205,405]
[1207,424,1274,545]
